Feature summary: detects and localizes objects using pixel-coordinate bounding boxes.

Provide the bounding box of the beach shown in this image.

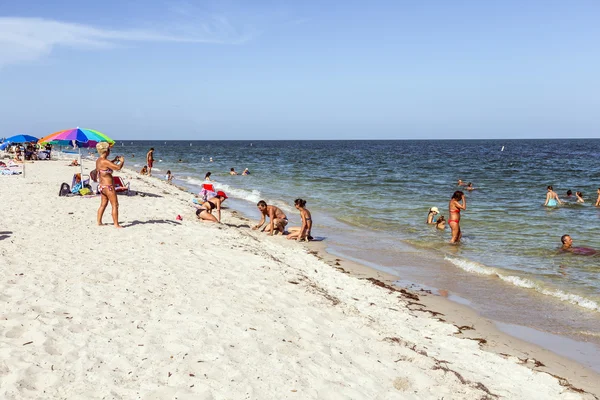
[1,160,599,399]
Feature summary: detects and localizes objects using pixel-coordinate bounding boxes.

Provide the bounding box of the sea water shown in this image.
[110,139,600,344]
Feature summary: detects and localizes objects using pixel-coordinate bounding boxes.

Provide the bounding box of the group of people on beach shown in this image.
[427,190,466,244]
[95,143,313,241]
[544,186,600,206]
[425,177,598,253]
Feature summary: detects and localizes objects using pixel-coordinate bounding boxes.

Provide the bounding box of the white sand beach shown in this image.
[1,160,599,399]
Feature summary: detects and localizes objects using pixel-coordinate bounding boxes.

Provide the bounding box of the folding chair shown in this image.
[113,176,131,195]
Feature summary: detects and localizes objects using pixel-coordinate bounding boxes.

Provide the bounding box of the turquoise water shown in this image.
[112,139,600,327]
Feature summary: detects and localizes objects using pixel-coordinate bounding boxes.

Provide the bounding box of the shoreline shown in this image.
[162,165,600,394]
[1,160,598,398]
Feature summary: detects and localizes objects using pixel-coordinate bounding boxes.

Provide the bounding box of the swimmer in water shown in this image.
[466,182,475,191]
[576,191,584,203]
[560,235,597,256]
[595,188,600,207]
[544,186,562,207]
[426,207,439,224]
[457,179,466,186]
[435,215,446,230]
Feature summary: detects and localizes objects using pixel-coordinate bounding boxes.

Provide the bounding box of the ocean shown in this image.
[105,139,600,346]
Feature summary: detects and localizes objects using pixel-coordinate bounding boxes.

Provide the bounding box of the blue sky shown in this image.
[1,0,599,140]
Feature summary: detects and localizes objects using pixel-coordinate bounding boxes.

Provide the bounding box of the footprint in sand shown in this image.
[5,325,24,338]
[393,376,412,391]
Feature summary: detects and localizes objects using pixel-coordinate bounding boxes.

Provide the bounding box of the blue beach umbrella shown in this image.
[2,134,38,177]
[4,134,39,143]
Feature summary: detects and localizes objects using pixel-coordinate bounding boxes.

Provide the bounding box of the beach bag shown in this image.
[59,183,71,196]
[79,188,92,196]
[71,182,83,194]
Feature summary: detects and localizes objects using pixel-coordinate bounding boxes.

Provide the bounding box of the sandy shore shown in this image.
[0,160,598,399]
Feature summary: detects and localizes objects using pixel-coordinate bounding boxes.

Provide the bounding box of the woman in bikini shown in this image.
[448,190,466,244]
[96,142,125,228]
[196,191,227,223]
[287,199,313,241]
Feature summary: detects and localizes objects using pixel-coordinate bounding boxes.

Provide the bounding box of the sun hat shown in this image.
[217,191,228,199]
[430,207,439,213]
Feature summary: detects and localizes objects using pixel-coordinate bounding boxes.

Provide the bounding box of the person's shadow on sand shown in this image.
[122,220,181,228]
[0,231,12,241]
[131,191,163,198]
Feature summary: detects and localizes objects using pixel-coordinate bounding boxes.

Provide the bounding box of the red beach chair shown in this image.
[113,176,130,195]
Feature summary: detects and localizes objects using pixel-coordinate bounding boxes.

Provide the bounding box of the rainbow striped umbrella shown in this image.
[38,127,114,148]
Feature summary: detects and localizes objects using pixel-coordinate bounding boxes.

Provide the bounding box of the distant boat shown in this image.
[190,143,192,146]
[501,146,505,151]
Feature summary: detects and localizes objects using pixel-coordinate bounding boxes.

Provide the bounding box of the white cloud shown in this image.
[0,16,254,66]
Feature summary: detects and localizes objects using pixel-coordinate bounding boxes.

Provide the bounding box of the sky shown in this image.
[1,0,599,140]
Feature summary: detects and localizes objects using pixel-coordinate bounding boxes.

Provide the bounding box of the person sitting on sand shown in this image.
[544,186,563,207]
[287,199,313,241]
[426,207,439,224]
[560,235,596,256]
[96,142,125,228]
[435,215,446,230]
[69,159,79,167]
[140,165,148,175]
[196,191,227,223]
[166,170,173,183]
[253,200,288,236]
[230,167,238,175]
[576,191,584,203]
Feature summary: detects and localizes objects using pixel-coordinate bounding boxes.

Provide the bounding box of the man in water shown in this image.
[560,235,596,256]
[253,200,288,236]
[146,148,155,176]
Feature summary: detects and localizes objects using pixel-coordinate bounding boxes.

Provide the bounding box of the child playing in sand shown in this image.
[166,170,174,183]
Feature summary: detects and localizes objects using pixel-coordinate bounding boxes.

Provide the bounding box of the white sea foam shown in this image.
[444,256,600,312]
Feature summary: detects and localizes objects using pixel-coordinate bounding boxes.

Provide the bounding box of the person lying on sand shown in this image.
[253,200,287,236]
[287,198,313,241]
[69,159,79,166]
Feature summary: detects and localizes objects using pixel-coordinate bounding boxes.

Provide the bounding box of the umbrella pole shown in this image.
[79,148,84,189]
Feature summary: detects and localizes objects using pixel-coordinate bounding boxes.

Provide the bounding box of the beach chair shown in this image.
[113,176,130,195]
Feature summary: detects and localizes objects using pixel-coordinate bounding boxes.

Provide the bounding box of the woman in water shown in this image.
[287,198,313,241]
[426,207,439,224]
[448,191,466,243]
[204,172,213,181]
[576,191,584,203]
[544,186,563,207]
[96,142,125,228]
[196,191,227,223]
[466,182,475,191]
[595,188,600,207]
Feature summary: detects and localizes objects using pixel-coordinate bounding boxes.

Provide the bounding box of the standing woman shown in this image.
[544,185,562,207]
[287,199,313,241]
[96,142,125,228]
[448,191,466,244]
